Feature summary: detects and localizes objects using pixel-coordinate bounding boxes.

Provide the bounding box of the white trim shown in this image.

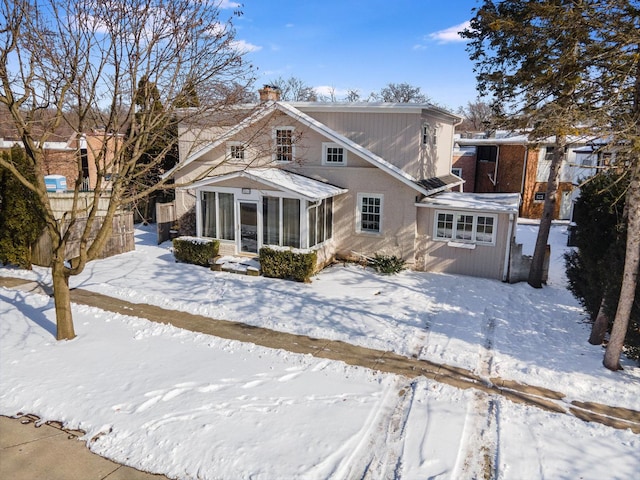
[452,167,463,177]
[433,210,498,246]
[322,142,347,166]
[272,126,295,163]
[226,141,245,163]
[356,193,384,235]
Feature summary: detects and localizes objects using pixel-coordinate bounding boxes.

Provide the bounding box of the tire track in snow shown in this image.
[450,310,500,479]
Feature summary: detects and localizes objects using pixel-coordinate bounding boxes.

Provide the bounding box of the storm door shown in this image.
[239,202,258,253]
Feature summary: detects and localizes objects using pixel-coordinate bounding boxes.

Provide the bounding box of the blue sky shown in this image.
[225,0,482,110]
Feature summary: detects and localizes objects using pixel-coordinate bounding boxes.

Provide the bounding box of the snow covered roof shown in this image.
[417,192,521,214]
[187,168,348,202]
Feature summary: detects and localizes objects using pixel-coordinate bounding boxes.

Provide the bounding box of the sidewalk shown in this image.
[0,414,169,480]
[1,277,639,479]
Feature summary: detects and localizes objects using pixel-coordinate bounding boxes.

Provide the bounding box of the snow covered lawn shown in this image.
[1,222,638,479]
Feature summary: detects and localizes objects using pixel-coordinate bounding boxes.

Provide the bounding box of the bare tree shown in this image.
[456,100,493,133]
[375,82,431,103]
[268,76,317,101]
[0,0,253,339]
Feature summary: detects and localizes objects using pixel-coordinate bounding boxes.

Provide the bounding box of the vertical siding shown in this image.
[415,207,512,280]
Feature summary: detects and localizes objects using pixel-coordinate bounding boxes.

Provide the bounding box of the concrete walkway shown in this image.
[1,277,639,478]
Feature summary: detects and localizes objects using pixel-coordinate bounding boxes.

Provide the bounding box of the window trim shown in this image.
[452,167,462,177]
[356,193,384,235]
[433,210,497,246]
[273,126,295,163]
[322,142,347,166]
[422,123,437,146]
[227,141,245,163]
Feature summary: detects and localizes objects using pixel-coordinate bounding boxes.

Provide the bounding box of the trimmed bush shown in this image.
[368,254,406,275]
[173,236,219,267]
[259,247,317,283]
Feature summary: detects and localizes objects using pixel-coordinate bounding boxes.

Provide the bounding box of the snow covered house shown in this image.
[168,87,521,281]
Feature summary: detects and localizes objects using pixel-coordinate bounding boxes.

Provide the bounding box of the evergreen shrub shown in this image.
[368,254,406,275]
[173,236,219,266]
[259,247,317,283]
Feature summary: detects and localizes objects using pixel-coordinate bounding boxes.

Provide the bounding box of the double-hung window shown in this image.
[434,210,496,245]
[422,123,437,146]
[357,193,383,234]
[322,143,346,166]
[274,127,294,162]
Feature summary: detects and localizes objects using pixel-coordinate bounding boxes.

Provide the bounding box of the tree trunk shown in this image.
[528,135,565,288]
[588,298,609,345]
[603,164,640,370]
[51,255,76,340]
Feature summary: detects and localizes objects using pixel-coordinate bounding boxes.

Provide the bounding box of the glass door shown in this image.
[239,202,258,253]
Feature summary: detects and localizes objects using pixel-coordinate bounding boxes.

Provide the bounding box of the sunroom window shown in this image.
[434,211,496,245]
[201,191,235,240]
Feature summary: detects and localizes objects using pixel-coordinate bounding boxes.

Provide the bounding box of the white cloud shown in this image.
[314,85,350,99]
[218,0,241,8]
[412,44,428,51]
[230,39,262,53]
[428,21,471,44]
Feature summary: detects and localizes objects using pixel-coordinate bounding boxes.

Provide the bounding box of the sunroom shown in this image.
[187,168,348,259]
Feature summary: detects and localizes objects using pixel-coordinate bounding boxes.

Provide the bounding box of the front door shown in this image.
[239,202,258,253]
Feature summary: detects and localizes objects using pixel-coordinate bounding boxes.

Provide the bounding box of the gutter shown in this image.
[502,213,516,282]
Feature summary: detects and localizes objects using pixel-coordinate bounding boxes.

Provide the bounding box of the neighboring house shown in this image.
[169,87,523,281]
[0,131,117,191]
[454,133,604,220]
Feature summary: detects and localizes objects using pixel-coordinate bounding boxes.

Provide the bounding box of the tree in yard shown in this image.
[0,0,252,340]
[0,146,46,268]
[464,0,596,288]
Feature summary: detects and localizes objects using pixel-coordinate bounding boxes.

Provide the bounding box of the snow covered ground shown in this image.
[1,221,638,479]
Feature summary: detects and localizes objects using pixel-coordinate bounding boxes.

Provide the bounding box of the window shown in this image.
[534,192,546,202]
[434,211,497,245]
[274,127,294,162]
[227,142,245,161]
[452,167,463,177]
[308,197,333,247]
[201,191,235,240]
[263,196,301,248]
[422,123,437,146]
[322,143,346,166]
[357,194,383,234]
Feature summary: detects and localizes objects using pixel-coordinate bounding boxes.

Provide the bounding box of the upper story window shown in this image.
[227,142,245,162]
[422,123,437,146]
[274,127,294,163]
[357,193,383,234]
[434,210,496,245]
[452,167,463,177]
[322,143,346,166]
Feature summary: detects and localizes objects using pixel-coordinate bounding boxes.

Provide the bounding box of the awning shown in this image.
[416,174,464,196]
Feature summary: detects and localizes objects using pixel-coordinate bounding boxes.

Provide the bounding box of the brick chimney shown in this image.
[258,85,281,102]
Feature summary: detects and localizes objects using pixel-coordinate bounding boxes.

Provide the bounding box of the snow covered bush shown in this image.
[259,246,317,283]
[172,237,219,267]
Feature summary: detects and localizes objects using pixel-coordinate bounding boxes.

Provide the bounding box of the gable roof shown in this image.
[185,167,348,202]
[167,101,461,196]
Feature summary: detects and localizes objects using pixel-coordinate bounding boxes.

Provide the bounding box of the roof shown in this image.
[186,168,348,202]
[417,192,521,214]
[170,101,448,197]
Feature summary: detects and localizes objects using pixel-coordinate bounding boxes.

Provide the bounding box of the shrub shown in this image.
[173,236,219,267]
[368,254,406,275]
[259,247,317,283]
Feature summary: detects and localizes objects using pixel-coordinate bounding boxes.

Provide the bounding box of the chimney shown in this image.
[259,85,281,102]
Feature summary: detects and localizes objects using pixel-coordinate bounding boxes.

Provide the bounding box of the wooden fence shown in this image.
[156,201,177,244]
[32,212,135,267]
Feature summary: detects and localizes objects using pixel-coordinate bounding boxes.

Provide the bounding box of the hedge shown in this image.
[173,236,219,267]
[259,246,317,283]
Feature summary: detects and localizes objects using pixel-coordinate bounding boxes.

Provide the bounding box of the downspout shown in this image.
[502,212,516,282]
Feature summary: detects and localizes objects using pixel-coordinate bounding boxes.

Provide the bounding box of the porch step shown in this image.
[211,255,261,276]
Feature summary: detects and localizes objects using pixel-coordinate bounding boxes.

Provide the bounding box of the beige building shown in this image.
[169,87,522,281]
